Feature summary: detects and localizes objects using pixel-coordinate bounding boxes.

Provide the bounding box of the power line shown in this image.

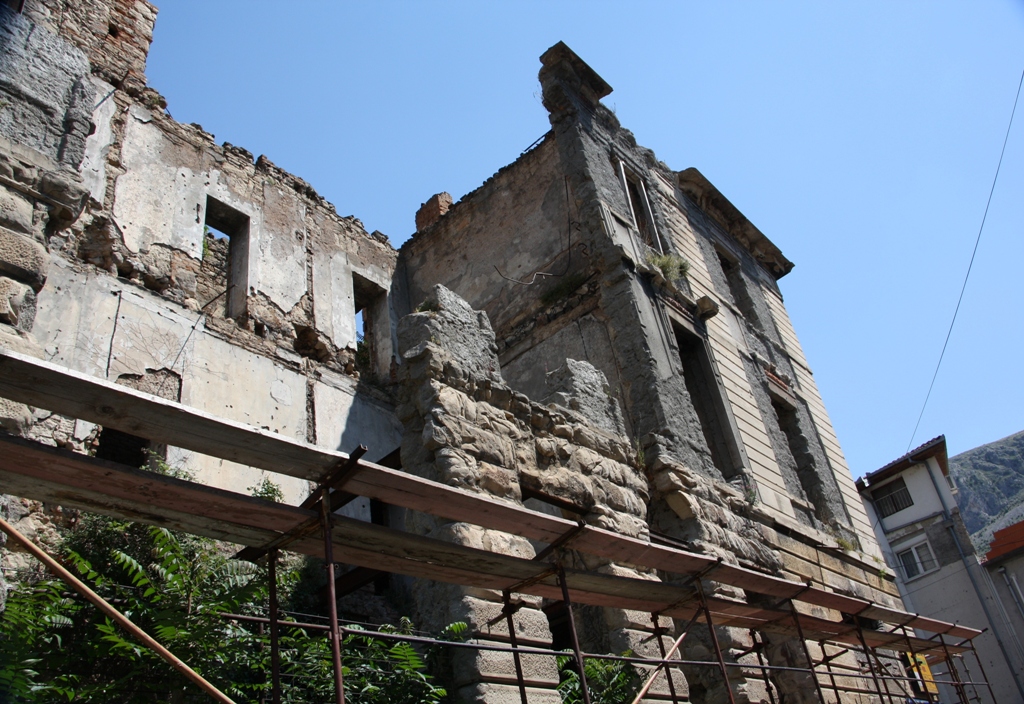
[907,65,1024,452]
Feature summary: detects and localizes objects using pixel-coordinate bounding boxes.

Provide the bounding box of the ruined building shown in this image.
[0,0,975,702]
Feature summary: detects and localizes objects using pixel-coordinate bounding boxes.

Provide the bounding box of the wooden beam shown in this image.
[0,350,980,643]
[0,436,966,656]
[0,350,337,481]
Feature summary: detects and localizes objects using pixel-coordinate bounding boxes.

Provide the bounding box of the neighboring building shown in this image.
[0,0,986,701]
[982,521,1024,690]
[857,436,1024,703]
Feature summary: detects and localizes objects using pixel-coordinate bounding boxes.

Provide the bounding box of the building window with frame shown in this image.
[897,541,937,580]
[618,161,663,253]
[872,477,914,518]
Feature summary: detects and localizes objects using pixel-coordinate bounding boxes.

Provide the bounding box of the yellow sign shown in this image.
[906,652,940,696]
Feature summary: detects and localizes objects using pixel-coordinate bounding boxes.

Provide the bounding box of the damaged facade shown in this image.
[0,1,925,701]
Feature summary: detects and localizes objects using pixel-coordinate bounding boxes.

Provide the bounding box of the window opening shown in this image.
[897,541,937,580]
[204,196,249,319]
[94,428,151,469]
[673,321,740,479]
[716,248,764,330]
[872,477,914,518]
[352,273,386,375]
[771,398,822,511]
[619,162,662,252]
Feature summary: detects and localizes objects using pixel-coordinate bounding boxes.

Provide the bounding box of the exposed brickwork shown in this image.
[414,191,452,232]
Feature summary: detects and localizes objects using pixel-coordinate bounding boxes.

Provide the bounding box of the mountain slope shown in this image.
[949,430,1024,554]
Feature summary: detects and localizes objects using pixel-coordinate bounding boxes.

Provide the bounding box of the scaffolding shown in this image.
[0,350,994,703]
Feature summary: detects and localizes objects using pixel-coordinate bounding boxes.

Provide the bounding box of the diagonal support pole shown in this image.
[937,633,970,704]
[750,630,778,704]
[631,609,702,704]
[817,641,841,704]
[651,613,680,704]
[854,618,890,704]
[503,590,529,704]
[788,601,827,704]
[0,515,237,704]
[696,579,738,704]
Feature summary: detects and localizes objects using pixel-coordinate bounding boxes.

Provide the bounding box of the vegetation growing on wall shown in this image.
[646,252,690,285]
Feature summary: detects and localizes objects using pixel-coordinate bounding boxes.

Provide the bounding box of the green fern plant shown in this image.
[557,651,643,704]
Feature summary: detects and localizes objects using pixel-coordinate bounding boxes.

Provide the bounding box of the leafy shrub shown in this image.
[557,651,643,704]
[0,516,462,704]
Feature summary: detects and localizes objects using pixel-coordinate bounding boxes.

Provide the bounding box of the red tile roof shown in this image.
[985,520,1024,563]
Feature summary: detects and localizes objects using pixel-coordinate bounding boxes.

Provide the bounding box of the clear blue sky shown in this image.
[146,1,1024,477]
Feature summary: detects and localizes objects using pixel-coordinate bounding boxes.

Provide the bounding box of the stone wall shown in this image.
[0,1,403,508]
[396,285,690,700]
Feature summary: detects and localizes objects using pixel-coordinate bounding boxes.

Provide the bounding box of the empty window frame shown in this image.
[204,195,250,319]
[672,320,743,479]
[872,477,914,518]
[897,541,937,580]
[715,247,766,330]
[618,162,663,253]
[352,272,388,375]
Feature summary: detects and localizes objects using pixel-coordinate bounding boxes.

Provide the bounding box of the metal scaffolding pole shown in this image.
[817,642,842,704]
[556,564,591,704]
[854,618,890,703]
[0,515,237,704]
[631,609,702,704]
[788,601,826,704]
[695,579,738,704]
[899,625,935,704]
[269,549,281,704]
[320,486,345,704]
[937,633,970,704]
[964,639,997,704]
[502,590,529,704]
[651,613,681,704]
[750,630,778,704]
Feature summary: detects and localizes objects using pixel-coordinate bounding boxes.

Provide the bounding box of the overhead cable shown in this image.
[907,65,1024,452]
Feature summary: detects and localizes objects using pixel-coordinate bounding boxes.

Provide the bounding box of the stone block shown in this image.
[543,358,625,435]
[0,228,48,290]
[455,682,561,704]
[0,189,33,235]
[0,322,43,357]
[0,396,32,434]
[0,277,34,329]
[450,646,559,689]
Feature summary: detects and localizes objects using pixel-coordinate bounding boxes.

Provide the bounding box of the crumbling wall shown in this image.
[396,137,623,414]
[396,285,685,701]
[0,1,403,510]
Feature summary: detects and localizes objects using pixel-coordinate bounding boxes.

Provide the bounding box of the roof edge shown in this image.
[857,435,949,491]
[676,167,794,279]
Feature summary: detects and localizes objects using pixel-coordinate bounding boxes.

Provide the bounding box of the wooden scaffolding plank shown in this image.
[0,351,981,644]
[0,350,336,481]
[0,436,967,656]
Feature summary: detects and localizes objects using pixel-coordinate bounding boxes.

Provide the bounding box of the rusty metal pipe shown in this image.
[0,515,236,704]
